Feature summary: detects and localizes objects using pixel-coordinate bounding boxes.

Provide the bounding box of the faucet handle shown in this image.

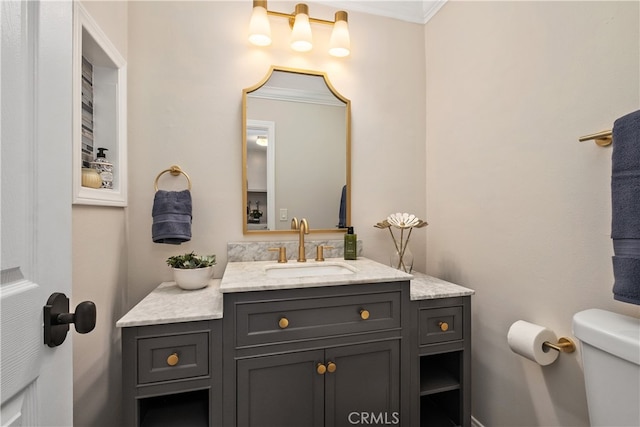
[315,245,334,262]
[268,247,288,263]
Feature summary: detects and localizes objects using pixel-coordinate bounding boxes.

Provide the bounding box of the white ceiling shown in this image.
[316,0,447,24]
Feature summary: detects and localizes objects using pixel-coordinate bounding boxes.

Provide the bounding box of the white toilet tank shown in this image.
[572,309,640,427]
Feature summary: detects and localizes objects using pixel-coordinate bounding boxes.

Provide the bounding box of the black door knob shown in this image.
[44,293,97,347]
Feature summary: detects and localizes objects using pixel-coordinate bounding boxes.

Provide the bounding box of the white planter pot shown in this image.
[172,266,213,290]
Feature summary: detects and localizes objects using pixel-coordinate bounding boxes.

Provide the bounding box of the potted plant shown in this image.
[166,251,216,290]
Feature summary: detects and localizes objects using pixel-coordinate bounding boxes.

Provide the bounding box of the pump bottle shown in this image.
[344,227,357,260]
[92,147,113,189]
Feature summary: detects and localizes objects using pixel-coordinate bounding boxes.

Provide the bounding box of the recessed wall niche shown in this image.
[72,3,127,206]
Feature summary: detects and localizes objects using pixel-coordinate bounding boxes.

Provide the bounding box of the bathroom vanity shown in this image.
[117,281,224,426]
[117,258,473,427]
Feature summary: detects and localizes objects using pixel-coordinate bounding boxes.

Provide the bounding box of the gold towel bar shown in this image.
[579,130,612,147]
[542,337,576,353]
[154,165,192,191]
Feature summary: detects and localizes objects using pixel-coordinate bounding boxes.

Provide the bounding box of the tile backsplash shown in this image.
[227,240,363,262]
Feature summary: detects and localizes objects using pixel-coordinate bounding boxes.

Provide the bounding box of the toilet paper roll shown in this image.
[507,320,559,366]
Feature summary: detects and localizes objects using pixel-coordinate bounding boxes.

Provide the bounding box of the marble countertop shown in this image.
[115,279,223,328]
[219,257,413,293]
[116,262,474,328]
[410,272,475,300]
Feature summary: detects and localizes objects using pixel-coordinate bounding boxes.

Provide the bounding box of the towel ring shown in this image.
[154,165,192,191]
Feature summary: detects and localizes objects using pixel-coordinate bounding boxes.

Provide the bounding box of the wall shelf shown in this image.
[72,3,127,206]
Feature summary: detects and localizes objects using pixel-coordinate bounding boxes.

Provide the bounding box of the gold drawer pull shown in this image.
[360,309,370,320]
[439,321,449,332]
[167,353,179,366]
[327,361,337,373]
[317,363,327,375]
[279,317,289,329]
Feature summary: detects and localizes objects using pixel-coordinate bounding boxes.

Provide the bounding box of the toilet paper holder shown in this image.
[542,337,576,353]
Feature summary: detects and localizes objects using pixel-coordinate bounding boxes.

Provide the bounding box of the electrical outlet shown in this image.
[279,209,288,221]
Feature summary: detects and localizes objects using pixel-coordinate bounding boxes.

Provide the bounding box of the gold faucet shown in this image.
[291,217,310,262]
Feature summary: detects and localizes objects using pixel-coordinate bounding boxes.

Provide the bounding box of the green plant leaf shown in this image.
[166,251,216,269]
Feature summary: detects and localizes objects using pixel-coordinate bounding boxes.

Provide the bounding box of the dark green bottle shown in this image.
[344,227,357,260]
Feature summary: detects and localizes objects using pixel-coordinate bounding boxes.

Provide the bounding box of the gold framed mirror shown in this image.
[243,66,351,234]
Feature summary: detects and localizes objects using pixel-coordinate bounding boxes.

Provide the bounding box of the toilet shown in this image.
[572,309,640,426]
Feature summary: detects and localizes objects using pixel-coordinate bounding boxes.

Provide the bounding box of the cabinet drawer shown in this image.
[138,332,209,384]
[418,306,463,345]
[234,291,401,348]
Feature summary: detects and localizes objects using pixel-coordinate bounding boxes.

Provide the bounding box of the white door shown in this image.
[1,0,74,425]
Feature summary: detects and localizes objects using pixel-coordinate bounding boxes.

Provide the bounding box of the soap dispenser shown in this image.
[92,147,113,189]
[344,226,357,260]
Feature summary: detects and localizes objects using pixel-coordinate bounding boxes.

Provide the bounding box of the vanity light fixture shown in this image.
[255,136,268,146]
[248,0,350,57]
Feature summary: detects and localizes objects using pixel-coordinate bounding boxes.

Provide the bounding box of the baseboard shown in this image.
[471,415,485,427]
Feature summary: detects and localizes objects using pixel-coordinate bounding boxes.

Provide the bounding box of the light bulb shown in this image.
[290,4,312,52]
[249,2,271,46]
[329,11,350,57]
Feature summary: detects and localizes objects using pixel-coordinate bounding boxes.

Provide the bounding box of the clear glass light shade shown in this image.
[290,13,312,52]
[249,6,272,46]
[329,19,350,57]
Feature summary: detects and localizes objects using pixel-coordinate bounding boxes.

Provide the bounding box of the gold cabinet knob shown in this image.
[167,353,179,366]
[327,361,337,373]
[439,321,449,332]
[360,309,370,320]
[316,363,327,375]
[279,317,289,329]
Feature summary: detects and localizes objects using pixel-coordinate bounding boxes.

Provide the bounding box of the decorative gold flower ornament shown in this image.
[387,213,427,229]
[375,213,427,272]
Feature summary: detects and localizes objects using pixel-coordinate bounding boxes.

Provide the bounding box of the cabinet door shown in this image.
[324,341,401,427]
[237,350,325,427]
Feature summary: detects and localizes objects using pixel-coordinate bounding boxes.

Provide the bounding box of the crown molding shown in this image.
[316,1,447,24]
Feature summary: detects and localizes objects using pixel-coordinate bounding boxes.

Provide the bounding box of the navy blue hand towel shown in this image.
[611,109,640,305]
[152,190,192,244]
[338,185,347,228]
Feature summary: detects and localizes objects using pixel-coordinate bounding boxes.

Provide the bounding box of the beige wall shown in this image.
[425,1,640,426]
[72,2,128,426]
[126,1,427,305]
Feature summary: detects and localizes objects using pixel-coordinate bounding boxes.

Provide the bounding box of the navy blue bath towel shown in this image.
[152,190,192,244]
[611,109,640,305]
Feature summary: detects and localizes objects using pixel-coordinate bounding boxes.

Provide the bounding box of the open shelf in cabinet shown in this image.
[420,352,461,395]
[419,351,462,426]
[139,389,209,427]
[420,392,460,427]
[420,351,460,396]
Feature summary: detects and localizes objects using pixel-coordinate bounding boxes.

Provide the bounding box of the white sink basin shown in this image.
[264,262,357,278]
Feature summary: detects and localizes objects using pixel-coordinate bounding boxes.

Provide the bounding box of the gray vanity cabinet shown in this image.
[236,341,400,427]
[411,296,471,427]
[236,349,325,426]
[121,320,223,427]
[324,340,400,426]
[223,281,411,427]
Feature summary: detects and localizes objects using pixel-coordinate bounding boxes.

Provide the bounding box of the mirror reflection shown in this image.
[243,67,350,233]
